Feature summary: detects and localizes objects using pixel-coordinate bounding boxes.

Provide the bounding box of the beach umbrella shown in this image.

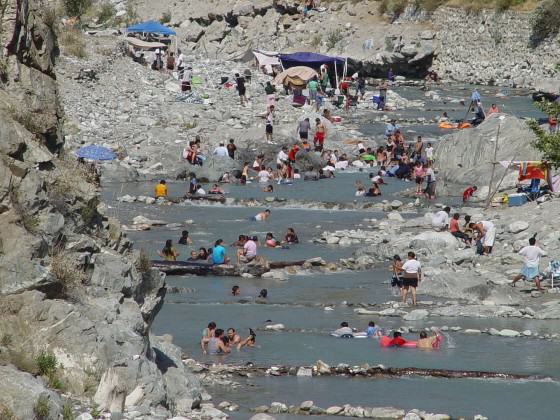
[76,145,116,161]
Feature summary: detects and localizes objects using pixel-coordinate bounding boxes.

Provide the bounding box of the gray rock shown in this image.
[508,221,529,234]
[250,414,276,420]
[403,309,429,321]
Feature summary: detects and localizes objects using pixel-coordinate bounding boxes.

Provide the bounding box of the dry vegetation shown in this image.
[59,27,87,58]
[50,246,86,288]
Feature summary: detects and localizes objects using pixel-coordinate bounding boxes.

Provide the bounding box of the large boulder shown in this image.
[434,115,540,190]
[409,231,458,253]
[0,365,63,419]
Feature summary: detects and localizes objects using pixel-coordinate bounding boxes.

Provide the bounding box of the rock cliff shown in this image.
[0,1,200,418]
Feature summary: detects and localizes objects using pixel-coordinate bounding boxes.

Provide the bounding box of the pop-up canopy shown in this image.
[279,52,347,88]
[126,20,177,36]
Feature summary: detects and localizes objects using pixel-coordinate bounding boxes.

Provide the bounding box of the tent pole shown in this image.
[334,61,339,90]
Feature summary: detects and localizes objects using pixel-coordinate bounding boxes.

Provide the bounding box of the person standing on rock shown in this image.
[235,73,247,106]
[265,105,275,143]
[213,142,229,157]
[423,162,436,200]
[177,50,185,79]
[227,139,237,159]
[511,237,546,290]
[307,76,319,106]
[379,80,389,104]
[401,251,421,306]
[297,117,311,142]
[313,118,327,151]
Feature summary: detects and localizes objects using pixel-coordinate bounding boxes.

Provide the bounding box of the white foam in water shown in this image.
[441,331,456,349]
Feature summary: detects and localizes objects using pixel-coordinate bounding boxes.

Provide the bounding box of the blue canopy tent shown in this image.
[126,20,177,53]
[126,20,177,36]
[76,145,116,161]
[279,52,347,88]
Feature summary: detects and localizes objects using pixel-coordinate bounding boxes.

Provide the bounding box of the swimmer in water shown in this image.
[262,184,274,193]
[258,289,268,299]
[201,328,230,355]
[265,232,279,248]
[252,209,271,221]
[231,285,240,296]
[366,321,382,338]
[226,328,242,345]
[387,331,406,347]
[202,321,216,339]
[417,330,441,349]
[237,328,257,350]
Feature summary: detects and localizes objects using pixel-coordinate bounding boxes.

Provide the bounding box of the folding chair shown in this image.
[549,260,560,288]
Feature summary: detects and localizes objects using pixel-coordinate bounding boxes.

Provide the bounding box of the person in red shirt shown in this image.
[450,213,471,245]
[287,143,299,162]
[387,331,406,347]
[462,185,477,202]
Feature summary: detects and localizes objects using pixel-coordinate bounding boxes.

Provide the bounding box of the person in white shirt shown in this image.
[258,168,271,183]
[195,185,206,195]
[276,147,288,165]
[401,251,421,305]
[511,237,546,290]
[332,321,354,338]
[177,52,186,79]
[431,206,450,231]
[213,142,229,157]
[425,143,434,163]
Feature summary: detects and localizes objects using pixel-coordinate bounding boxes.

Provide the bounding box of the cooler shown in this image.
[508,193,527,207]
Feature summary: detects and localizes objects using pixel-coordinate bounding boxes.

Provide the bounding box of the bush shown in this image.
[63,0,92,18]
[50,247,86,288]
[97,2,115,23]
[33,396,50,420]
[530,0,560,46]
[326,29,343,50]
[390,0,408,15]
[311,34,322,47]
[415,0,446,12]
[378,0,389,14]
[59,27,87,58]
[160,11,172,24]
[0,404,18,420]
[37,351,57,376]
[527,99,560,168]
[62,404,73,420]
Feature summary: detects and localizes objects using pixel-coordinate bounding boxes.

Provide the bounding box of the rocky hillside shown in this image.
[115,0,560,88]
[0,1,200,418]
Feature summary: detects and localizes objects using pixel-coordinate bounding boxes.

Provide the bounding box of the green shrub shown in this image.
[62,404,73,420]
[1,334,13,347]
[326,29,343,50]
[37,351,57,377]
[390,0,408,15]
[63,0,92,18]
[0,403,18,420]
[311,34,322,47]
[33,396,50,420]
[530,0,560,46]
[415,0,446,12]
[527,99,560,168]
[378,0,389,14]
[160,11,172,24]
[97,2,115,23]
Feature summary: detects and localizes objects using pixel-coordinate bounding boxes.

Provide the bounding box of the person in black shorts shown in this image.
[235,73,247,106]
[401,251,421,305]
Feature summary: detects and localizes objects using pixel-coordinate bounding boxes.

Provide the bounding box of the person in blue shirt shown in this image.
[385,120,397,137]
[212,239,229,265]
[367,321,382,338]
[471,88,481,103]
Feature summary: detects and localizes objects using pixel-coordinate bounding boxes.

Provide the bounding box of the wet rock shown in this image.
[498,329,520,337]
[265,323,285,331]
[300,400,314,411]
[326,406,344,415]
[250,414,276,420]
[132,215,167,226]
[390,200,403,209]
[387,211,405,222]
[464,329,482,334]
[269,402,288,414]
[296,367,313,377]
[315,360,331,374]
[403,309,429,321]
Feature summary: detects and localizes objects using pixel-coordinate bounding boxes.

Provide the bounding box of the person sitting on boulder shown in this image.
[449,213,471,246]
[432,206,451,231]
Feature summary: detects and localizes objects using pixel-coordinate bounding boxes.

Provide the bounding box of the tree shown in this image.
[527,98,560,168]
[63,0,92,18]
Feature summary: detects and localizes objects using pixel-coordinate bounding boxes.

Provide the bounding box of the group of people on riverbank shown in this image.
[201,322,256,355]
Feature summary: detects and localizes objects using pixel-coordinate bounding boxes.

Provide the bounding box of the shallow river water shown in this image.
[103,86,557,419]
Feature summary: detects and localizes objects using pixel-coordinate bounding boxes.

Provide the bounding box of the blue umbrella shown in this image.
[76,145,116,161]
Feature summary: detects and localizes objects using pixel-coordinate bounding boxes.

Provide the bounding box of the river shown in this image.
[102,85,558,420]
